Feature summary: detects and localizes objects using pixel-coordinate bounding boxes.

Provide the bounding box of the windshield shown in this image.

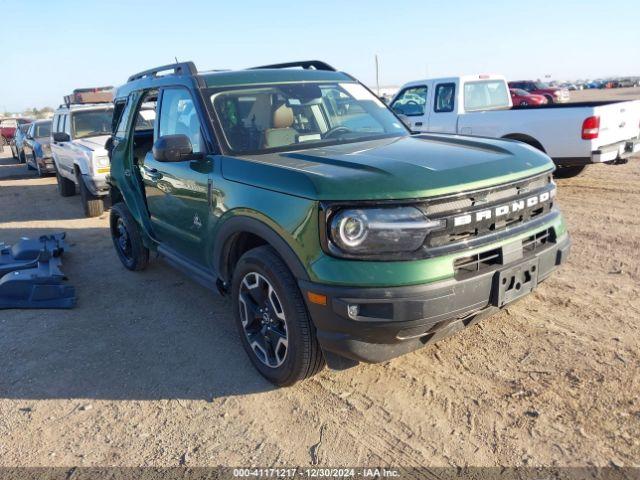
[72,109,113,139]
[33,122,51,138]
[210,82,407,154]
[511,88,530,96]
[534,82,549,89]
[463,80,510,111]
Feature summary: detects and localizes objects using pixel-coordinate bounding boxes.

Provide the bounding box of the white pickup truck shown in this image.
[391,74,640,177]
[51,88,115,217]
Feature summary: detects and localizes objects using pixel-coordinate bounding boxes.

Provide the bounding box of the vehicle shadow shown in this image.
[0,225,276,401]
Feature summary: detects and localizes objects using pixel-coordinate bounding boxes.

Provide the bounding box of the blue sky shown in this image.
[1,0,638,112]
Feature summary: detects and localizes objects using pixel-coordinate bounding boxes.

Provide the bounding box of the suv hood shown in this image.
[221,134,554,201]
[74,135,109,153]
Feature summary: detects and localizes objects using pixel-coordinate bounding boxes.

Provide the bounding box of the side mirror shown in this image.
[152,134,197,162]
[53,132,70,142]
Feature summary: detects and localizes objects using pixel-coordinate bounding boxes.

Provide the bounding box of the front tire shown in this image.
[26,153,35,170]
[77,172,104,217]
[109,202,149,271]
[231,246,325,386]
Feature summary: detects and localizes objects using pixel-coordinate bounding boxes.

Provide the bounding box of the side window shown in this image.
[112,100,127,134]
[115,99,135,139]
[159,88,203,153]
[434,83,456,113]
[63,114,71,136]
[52,115,59,133]
[391,86,428,116]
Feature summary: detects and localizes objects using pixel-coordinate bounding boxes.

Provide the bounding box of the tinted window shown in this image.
[159,88,203,153]
[434,83,455,113]
[464,80,510,111]
[391,86,428,116]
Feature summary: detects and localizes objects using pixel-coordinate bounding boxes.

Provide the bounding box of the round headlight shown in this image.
[333,210,368,247]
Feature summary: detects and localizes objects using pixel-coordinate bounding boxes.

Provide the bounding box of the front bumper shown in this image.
[81,174,110,197]
[38,156,56,173]
[300,233,570,363]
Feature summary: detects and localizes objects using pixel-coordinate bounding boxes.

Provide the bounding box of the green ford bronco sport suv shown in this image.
[107,60,570,386]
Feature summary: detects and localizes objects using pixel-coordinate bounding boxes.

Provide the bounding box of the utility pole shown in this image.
[375,54,380,96]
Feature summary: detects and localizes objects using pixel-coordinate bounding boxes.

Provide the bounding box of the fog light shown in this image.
[347,304,360,319]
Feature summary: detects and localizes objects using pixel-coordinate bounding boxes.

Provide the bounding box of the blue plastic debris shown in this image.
[0,233,76,309]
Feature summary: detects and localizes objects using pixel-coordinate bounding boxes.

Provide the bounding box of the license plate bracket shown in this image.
[492,258,539,308]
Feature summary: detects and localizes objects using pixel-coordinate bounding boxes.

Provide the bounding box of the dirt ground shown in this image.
[0,90,639,469]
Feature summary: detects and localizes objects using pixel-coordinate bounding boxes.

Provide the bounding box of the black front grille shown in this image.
[453,227,556,279]
[420,173,556,251]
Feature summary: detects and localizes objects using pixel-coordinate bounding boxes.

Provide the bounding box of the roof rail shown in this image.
[250,60,336,72]
[127,61,198,82]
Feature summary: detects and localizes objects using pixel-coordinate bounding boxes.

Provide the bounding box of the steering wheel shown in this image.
[405,100,419,106]
[323,126,352,139]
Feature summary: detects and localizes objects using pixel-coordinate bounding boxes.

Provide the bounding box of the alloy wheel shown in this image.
[238,272,289,368]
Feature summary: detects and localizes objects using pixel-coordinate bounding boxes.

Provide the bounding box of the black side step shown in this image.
[157,245,221,294]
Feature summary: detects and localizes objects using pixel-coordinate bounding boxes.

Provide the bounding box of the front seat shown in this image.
[264,104,297,149]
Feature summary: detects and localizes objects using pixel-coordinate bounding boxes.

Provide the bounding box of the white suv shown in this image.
[51,103,114,217]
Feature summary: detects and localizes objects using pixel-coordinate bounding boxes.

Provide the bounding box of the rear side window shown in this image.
[434,83,455,113]
[464,80,510,111]
[391,86,428,116]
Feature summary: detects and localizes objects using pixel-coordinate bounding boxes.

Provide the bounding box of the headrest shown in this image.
[272,104,294,129]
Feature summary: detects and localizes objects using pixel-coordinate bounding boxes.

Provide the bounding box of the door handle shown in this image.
[143,165,163,180]
[414,122,423,127]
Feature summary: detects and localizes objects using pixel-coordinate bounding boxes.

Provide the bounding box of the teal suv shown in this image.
[107,60,570,386]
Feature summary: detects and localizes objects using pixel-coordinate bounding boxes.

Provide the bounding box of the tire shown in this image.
[56,170,76,197]
[231,245,325,386]
[77,172,104,217]
[544,95,554,104]
[19,150,26,164]
[109,202,149,271]
[10,144,17,159]
[26,153,35,170]
[519,101,528,106]
[554,165,586,178]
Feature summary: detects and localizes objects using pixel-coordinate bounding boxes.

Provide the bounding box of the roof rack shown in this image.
[63,86,114,107]
[250,60,336,72]
[127,61,198,83]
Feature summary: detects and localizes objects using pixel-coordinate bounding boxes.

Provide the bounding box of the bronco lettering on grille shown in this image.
[453,190,555,227]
